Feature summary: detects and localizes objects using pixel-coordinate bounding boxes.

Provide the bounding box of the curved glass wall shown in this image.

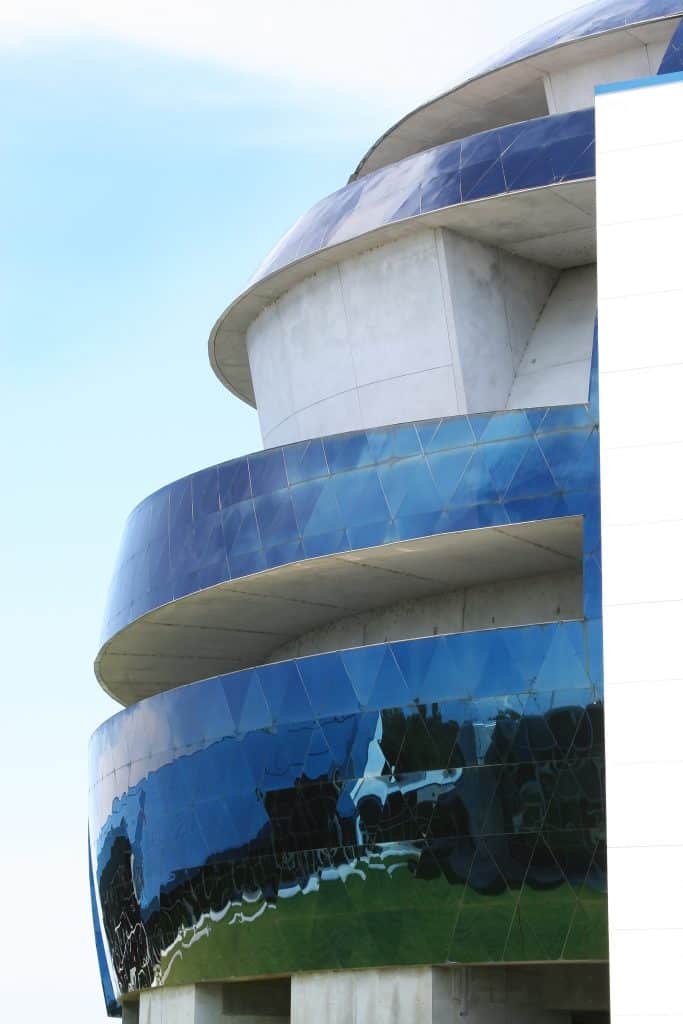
[101,350,599,654]
[90,620,605,996]
[246,110,595,287]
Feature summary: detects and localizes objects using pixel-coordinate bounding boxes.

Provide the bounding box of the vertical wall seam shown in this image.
[434,228,468,413]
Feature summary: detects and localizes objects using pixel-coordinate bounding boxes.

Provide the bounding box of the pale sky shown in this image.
[0,1,582,1020]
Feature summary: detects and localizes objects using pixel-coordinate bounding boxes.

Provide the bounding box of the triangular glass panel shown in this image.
[248,448,287,498]
[349,710,385,780]
[480,438,528,495]
[537,404,593,434]
[298,653,360,718]
[468,413,492,441]
[379,705,410,772]
[236,672,272,733]
[504,441,558,500]
[504,493,568,524]
[290,479,344,537]
[365,647,411,711]
[261,662,313,726]
[561,897,608,960]
[419,416,475,453]
[317,714,359,779]
[514,879,574,960]
[302,725,333,782]
[367,424,422,463]
[391,636,438,701]
[480,410,532,444]
[450,449,499,507]
[501,622,557,688]
[302,527,350,558]
[342,644,391,708]
[284,438,329,485]
[333,469,389,525]
[537,428,595,493]
[427,448,472,505]
[241,729,273,790]
[535,625,592,691]
[525,408,549,432]
[463,157,507,202]
[253,492,298,548]
[471,632,529,702]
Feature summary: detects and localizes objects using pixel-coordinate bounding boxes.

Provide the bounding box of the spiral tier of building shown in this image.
[89,3,683,1022]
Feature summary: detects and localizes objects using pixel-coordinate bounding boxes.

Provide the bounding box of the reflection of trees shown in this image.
[98,701,606,994]
[99,834,154,991]
[380,704,463,772]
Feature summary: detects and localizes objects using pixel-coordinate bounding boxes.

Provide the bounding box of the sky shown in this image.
[0,1,583,1019]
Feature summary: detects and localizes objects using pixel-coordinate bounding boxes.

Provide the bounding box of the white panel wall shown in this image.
[247,229,599,446]
[596,76,683,1024]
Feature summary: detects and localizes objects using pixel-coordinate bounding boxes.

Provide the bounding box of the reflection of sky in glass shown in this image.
[101,376,599,647]
[91,614,603,910]
[474,0,683,76]
[247,109,595,286]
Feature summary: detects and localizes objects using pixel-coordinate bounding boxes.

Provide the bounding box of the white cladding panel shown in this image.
[596,75,683,1024]
[247,229,595,446]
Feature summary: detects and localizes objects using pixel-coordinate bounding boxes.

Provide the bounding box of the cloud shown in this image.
[0,0,579,104]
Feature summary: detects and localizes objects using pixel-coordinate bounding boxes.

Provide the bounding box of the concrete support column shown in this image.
[291,967,575,1024]
[137,979,290,1023]
[139,985,222,1024]
[291,967,437,1024]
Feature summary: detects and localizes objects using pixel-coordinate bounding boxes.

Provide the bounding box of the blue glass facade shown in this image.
[91,622,605,994]
[92,2,670,1015]
[91,342,603,1002]
[246,110,595,288]
[102,353,599,648]
[473,0,683,78]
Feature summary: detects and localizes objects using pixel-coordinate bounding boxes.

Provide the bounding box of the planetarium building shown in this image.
[89,2,683,1021]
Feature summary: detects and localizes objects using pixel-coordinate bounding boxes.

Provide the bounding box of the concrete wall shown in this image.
[248,229,595,446]
[290,966,593,1024]
[437,231,559,414]
[139,985,222,1024]
[596,75,683,1024]
[507,265,595,409]
[544,41,668,114]
[248,230,464,446]
[130,965,607,1024]
[268,569,581,663]
[137,980,289,1023]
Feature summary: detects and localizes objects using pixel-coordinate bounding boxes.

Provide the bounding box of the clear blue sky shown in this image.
[0,2,578,1019]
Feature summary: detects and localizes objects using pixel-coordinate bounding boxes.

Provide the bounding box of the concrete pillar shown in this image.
[291,966,575,1024]
[139,985,222,1024]
[291,967,437,1024]
[121,1002,140,1024]
[138,980,289,1023]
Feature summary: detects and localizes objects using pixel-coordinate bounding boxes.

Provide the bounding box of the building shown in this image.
[88,2,683,1021]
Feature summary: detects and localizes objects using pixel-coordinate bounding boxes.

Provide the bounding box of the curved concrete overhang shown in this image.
[210,110,596,406]
[96,402,599,705]
[351,0,683,180]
